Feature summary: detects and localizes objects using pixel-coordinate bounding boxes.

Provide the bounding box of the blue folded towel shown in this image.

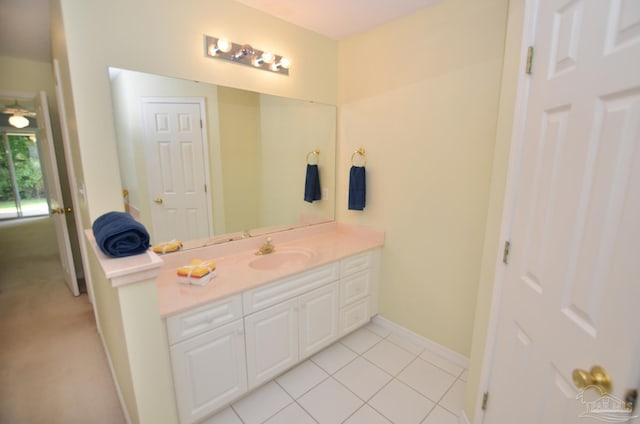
[348,166,366,210]
[304,164,322,203]
[92,211,150,258]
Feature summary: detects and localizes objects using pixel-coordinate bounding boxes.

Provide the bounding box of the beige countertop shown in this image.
[156,222,384,317]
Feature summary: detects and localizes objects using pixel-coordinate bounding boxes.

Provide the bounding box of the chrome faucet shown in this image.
[256,237,275,255]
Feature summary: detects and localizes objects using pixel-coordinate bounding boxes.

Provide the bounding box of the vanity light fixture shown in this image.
[204,35,290,76]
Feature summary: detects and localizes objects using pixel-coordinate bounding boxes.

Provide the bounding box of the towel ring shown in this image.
[351,148,367,166]
[306,150,320,165]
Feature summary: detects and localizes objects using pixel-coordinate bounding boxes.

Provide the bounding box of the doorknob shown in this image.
[572,365,612,394]
[154,197,164,205]
[50,207,72,214]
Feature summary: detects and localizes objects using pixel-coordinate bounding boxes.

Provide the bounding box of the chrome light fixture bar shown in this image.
[204,35,290,76]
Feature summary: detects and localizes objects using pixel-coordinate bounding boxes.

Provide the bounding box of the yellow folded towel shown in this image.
[177,259,216,279]
[153,240,183,254]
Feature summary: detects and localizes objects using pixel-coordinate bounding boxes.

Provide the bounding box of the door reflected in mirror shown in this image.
[108,67,336,250]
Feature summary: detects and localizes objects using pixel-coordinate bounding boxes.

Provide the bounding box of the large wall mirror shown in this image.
[108,67,336,249]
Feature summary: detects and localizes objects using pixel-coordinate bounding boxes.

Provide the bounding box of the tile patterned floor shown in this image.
[205,322,467,424]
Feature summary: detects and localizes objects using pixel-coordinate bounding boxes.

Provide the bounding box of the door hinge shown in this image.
[525,46,534,74]
[482,392,489,411]
[502,240,511,264]
[200,119,203,129]
[204,184,207,193]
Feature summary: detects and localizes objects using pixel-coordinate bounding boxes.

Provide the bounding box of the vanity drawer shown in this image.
[166,295,243,345]
[340,251,372,277]
[243,263,339,315]
[340,270,370,307]
[339,297,370,336]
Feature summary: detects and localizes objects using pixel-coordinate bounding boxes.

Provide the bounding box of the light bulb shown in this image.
[261,52,275,64]
[209,38,232,55]
[217,39,232,53]
[9,113,29,129]
[253,51,276,67]
[272,57,291,71]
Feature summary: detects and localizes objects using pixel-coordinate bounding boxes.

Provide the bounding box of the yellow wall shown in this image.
[217,86,261,232]
[87,250,138,422]
[337,0,509,356]
[259,94,337,227]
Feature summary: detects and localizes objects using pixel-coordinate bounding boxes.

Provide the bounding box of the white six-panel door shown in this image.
[485,0,640,423]
[142,99,211,243]
[36,91,79,296]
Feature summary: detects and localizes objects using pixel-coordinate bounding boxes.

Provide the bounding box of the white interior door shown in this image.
[484,0,640,422]
[142,99,211,243]
[36,91,79,296]
[52,59,93,304]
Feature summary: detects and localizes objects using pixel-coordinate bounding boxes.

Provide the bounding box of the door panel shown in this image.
[142,100,211,243]
[36,92,79,296]
[486,0,640,422]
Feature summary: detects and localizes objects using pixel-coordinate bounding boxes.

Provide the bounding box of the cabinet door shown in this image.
[299,283,339,359]
[170,320,247,424]
[339,270,370,307]
[340,297,370,336]
[244,298,298,389]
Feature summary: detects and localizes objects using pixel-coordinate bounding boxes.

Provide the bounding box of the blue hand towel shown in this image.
[348,166,366,211]
[304,164,322,203]
[92,211,150,258]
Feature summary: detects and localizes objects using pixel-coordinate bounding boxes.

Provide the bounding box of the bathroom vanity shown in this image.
[165,249,379,423]
[90,222,383,424]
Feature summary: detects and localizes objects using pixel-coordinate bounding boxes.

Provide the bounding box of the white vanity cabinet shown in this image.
[166,295,247,424]
[165,248,380,423]
[339,251,377,335]
[243,264,340,389]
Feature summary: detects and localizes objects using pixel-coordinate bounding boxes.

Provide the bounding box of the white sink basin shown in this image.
[249,248,314,270]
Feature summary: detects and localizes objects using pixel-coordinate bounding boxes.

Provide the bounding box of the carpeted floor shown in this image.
[0,217,126,424]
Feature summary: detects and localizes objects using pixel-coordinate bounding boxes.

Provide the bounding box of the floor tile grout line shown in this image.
[292,398,320,424]
[436,379,464,416]
[274,371,330,405]
[229,404,245,423]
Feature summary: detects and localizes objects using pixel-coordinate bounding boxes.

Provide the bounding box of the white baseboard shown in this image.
[371,315,469,369]
[97,329,132,424]
[459,410,471,424]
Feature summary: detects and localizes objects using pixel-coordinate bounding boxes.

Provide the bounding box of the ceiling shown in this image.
[233,0,443,40]
[0,0,51,62]
[0,0,442,63]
